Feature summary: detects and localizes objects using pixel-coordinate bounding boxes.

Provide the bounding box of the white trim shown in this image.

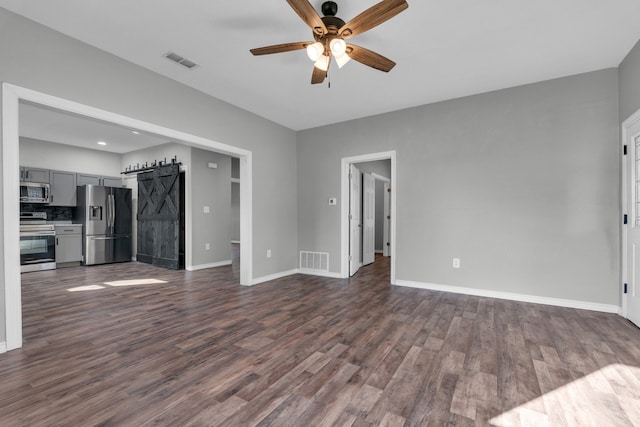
[231,178,241,184]
[370,172,390,183]
[2,84,22,351]
[298,269,343,279]
[0,341,7,354]
[231,240,240,244]
[621,108,640,319]
[395,280,621,314]
[186,260,232,271]
[252,269,299,285]
[2,83,254,352]
[341,151,396,284]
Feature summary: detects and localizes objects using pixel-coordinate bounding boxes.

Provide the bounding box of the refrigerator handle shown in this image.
[107,194,112,230]
[111,194,116,229]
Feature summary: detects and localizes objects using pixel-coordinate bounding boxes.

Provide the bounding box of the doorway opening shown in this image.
[341,151,396,283]
[2,83,253,351]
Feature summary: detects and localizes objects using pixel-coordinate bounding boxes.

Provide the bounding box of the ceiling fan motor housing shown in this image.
[321,1,338,17]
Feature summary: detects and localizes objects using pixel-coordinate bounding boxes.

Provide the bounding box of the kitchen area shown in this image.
[19,164,132,273]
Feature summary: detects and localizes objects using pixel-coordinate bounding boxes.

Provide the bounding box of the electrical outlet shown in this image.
[205,243,210,250]
[452,258,461,268]
[267,249,272,258]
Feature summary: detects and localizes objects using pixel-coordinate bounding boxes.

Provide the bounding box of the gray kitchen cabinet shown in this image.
[77,173,122,187]
[76,173,101,186]
[55,224,83,267]
[20,166,50,183]
[101,176,123,187]
[50,170,77,206]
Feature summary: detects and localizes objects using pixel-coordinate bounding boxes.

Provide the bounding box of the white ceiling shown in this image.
[2,0,640,131]
[19,102,173,154]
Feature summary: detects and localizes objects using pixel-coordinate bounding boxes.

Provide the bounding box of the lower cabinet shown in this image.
[55,225,83,267]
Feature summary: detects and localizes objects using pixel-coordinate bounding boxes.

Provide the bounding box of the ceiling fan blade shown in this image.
[346,44,396,72]
[286,0,328,35]
[311,66,326,84]
[338,0,408,39]
[250,42,311,56]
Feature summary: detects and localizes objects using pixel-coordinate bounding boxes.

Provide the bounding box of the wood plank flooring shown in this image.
[2,253,640,426]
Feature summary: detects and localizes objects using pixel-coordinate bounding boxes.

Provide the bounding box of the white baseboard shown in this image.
[395,280,621,314]
[298,269,344,279]
[231,240,240,244]
[252,269,299,285]
[375,250,384,254]
[0,341,6,354]
[187,260,232,271]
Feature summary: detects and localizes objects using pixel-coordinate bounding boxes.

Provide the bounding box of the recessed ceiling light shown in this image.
[97,141,107,146]
[132,131,140,135]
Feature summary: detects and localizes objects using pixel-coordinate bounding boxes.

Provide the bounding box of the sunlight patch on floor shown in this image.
[67,285,106,292]
[67,278,169,292]
[490,363,640,426]
[103,278,169,287]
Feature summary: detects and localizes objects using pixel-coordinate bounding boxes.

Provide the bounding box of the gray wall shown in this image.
[0,8,298,343]
[355,160,391,252]
[298,69,620,305]
[190,148,232,266]
[619,39,640,122]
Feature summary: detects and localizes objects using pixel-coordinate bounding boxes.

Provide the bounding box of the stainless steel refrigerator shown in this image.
[74,185,132,265]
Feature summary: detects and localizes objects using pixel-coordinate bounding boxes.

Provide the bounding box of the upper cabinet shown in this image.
[49,170,77,207]
[77,173,122,187]
[20,166,50,183]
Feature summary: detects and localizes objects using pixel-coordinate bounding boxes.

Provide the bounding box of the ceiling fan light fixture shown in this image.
[306,42,324,61]
[329,38,346,56]
[334,52,351,68]
[314,55,330,71]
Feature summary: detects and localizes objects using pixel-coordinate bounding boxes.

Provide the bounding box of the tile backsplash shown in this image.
[20,204,73,221]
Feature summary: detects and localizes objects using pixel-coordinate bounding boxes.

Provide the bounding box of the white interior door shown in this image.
[626,127,640,327]
[349,164,362,276]
[383,182,390,257]
[362,172,375,265]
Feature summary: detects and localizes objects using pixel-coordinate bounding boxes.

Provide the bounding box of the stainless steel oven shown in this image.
[20,212,56,273]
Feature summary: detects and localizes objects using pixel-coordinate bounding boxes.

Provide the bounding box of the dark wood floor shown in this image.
[2,254,640,426]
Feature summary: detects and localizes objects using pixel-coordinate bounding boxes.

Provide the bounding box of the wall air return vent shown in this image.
[163,51,199,69]
[299,251,329,273]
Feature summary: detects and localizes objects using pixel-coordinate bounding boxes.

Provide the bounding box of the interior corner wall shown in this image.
[619,38,640,122]
[190,148,232,266]
[297,68,620,306]
[0,4,298,341]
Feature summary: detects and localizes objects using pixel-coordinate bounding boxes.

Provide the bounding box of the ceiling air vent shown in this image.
[163,51,199,69]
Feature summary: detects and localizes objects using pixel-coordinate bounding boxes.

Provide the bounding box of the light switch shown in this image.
[203,206,210,213]
[329,198,337,205]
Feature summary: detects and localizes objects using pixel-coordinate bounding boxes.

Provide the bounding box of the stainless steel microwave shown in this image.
[19,182,50,204]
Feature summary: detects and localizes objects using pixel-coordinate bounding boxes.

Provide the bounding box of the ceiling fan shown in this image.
[250,0,409,84]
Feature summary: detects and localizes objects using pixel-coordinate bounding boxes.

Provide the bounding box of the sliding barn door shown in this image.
[137,164,181,269]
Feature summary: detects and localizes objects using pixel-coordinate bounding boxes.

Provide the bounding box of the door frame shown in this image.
[621,107,640,319]
[341,151,396,283]
[2,83,254,351]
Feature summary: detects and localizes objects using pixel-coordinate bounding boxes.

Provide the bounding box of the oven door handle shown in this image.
[90,236,118,240]
[20,231,55,237]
